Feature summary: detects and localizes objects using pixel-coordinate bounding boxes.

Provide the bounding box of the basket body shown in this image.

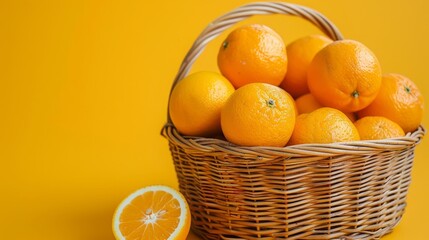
[163,125,425,239]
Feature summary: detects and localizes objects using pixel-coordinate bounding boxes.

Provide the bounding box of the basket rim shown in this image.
[162,124,425,157]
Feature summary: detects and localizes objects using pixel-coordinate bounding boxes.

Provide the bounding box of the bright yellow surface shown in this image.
[1,0,427,239]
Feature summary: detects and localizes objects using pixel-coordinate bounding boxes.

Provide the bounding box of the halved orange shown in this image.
[112,185,191,240]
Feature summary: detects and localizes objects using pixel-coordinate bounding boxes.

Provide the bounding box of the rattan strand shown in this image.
[162,2,425,239]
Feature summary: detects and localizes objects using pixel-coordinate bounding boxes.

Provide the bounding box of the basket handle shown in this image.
[166,1,344,125]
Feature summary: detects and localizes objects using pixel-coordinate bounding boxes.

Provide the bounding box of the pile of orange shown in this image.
[169,23,424,147]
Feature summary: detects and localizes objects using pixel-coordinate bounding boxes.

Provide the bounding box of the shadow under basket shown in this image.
[162,2,426,239]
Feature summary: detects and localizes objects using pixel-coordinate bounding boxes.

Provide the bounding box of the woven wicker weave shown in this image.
[162,2,426,239]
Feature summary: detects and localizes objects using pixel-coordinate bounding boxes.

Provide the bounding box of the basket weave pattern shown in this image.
[162,2,425,239]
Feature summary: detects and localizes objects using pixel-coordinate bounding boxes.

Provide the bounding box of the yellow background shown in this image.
[1,0,428,239]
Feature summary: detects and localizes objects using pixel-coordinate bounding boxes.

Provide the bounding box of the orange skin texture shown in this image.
[280,35,333,98]
[295,93,357,122]
[307,39,382,112]
[217,24,287,88]
[221,83,296,147]
[295,93,324,115]
[354,116,405,140]
[288,107,360,145]
[169,71,235,137]
[358,73,424,133]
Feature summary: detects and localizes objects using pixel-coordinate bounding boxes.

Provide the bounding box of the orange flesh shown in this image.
[119,191,181,239]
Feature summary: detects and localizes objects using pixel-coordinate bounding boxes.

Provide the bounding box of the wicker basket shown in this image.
[162,2,425,239]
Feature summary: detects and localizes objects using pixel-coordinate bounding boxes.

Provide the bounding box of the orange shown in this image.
[358,73,424,133]
[280,35,333,98]
[307,39,382,112]
[221,83,296,147]
[354,116,405,140]
[112,185,191,240]
[217,24,287,88]
[169,71,235,137]
[344,112,357,123]
[295,93,323,114]
[295,93,357,122]
[288,107,360,145]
